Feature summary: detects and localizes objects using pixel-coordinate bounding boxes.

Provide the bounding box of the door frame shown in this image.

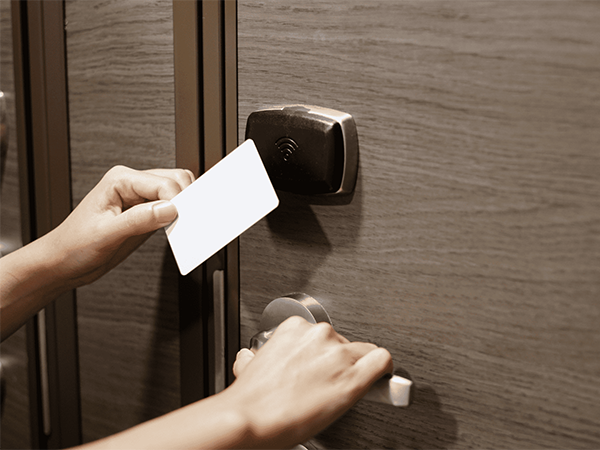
[173,0,239,403]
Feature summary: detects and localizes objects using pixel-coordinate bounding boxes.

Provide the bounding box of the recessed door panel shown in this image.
[65,0,179,442]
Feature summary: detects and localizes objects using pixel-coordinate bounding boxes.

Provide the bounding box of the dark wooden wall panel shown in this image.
[0,2,30,448]
[65,0,179,443]
[238,1,600,448]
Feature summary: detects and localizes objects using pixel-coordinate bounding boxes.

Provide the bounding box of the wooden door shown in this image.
[65,0,180,442]
[238,1,600,448]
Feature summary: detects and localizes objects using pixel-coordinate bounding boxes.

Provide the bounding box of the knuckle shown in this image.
[276,316,312,336]
[106,165,129,178]
[377,347,393,365]
[280,315,306,329]
[172,169,189,184]
[363,342,379,353]
[103,165,133,185]
[316,321,334,332]
[312,321,336,339]
[158,177,181,195]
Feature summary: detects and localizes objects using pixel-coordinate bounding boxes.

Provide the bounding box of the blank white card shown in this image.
[165,139,279,275]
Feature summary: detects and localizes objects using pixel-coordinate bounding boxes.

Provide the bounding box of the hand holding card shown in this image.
[165,139,279,275]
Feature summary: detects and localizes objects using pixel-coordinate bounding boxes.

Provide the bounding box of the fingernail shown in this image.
[153,200,177,224]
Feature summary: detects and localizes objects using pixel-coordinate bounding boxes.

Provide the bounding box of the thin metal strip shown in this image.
[174,0,207,406]
[36,310,51,436]
[222,0,240,388]
[212,269,226,393]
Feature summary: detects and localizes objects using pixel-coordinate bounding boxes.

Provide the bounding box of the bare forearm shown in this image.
[75,391,258,450]
[1,166,190,342]
[0,232,70,341]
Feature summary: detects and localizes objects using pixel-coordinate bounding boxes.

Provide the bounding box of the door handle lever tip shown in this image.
[363,373,413,407]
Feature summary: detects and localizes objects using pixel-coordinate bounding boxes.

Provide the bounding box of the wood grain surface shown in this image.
[238,1,600,448]
[0,2,31,448]
[65,0,179,442]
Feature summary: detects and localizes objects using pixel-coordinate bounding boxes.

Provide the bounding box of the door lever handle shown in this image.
[249,293,413,407]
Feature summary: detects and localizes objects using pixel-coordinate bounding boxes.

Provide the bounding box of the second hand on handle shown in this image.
[250,294,413,408]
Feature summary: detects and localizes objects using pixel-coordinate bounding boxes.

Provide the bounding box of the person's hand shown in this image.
[1,165,194,341]
[223,316,393,448]
[45,165,194,288]
[53,317,392,449]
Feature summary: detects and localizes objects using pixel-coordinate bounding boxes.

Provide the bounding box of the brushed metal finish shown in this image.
[259,293,331,331]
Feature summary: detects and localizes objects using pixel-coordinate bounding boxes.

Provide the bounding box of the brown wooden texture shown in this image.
[65,0,179,442]
[238,1,600,448]
[0,2,31,448]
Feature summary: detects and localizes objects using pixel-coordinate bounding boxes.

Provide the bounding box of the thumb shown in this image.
[233,348,255,378]
[112,200,178,239]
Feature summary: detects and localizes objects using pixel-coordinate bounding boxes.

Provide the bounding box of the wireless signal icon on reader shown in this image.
[275,137,298,162]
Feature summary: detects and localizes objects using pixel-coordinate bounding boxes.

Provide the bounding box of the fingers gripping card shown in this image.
[165,139,279,275]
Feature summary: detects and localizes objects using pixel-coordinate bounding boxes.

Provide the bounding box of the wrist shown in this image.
[35,229,80,292]
[0,235,71,341]
[202,389,259,449]
[216,381,304,449]
[89,389,257,450]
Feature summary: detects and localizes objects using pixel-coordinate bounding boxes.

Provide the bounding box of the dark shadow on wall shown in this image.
[312,382,458,449]
[265,169,364,291]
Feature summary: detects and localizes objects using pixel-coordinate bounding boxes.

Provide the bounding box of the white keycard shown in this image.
[165,139,279,275]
